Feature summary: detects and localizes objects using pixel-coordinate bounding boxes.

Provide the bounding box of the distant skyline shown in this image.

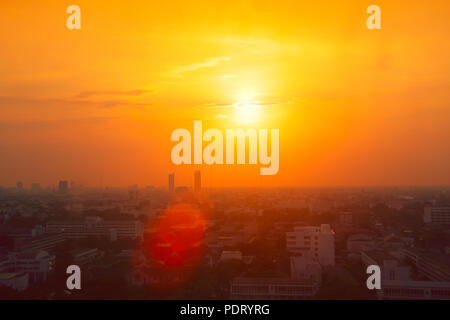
[1,1,449,187]
[2,176,450,190]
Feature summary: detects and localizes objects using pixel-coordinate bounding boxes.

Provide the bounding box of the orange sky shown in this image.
[0,1,449,188]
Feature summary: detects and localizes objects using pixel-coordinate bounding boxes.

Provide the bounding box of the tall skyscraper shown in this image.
[194,170,201,193]
[168,173,175,193]
[58,180,68,193]
[16,181,23,189]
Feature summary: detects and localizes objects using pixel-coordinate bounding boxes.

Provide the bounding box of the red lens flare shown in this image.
[151,203,206,268]
[134,202,209,293]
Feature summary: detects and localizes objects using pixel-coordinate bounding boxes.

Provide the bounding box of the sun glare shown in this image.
[234,101,261,124]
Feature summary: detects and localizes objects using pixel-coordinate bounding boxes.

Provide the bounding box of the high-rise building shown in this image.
[168,173,175,193]
[58,180,68,193]
[16,181,23,190]
[286,224,335,266]
[194,170,201,192]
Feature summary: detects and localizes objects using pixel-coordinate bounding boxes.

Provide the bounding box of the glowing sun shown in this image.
[234,101,261,124]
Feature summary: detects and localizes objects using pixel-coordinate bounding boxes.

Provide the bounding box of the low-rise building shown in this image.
[46,217,143,239]
[0,250,55,282]
[402,248,450,281]
[16,232,65,252]
[230,277,320,299]
[0,272,29,291]
[361,250,411,281]
[70,248,103,266]
[362,249,450,299]
[380,280,450,300]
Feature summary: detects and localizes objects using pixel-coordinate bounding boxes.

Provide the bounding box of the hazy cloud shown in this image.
[0,95,152,109]
[75,89,152,99]
[0,116,114,130]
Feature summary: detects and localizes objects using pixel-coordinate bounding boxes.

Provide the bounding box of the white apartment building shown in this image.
[286,224,335,266]
[424,207,450,224]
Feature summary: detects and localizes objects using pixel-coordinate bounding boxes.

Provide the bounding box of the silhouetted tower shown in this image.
[194,170,201,193]
[168,173,175,193]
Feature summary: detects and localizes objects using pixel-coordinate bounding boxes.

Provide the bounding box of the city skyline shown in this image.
[1,182,449,299]
[3,178,450,190]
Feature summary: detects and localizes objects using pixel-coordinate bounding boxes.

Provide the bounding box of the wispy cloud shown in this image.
[172,56,231,75]
[215,114,228,119]
[202,101,280,109]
